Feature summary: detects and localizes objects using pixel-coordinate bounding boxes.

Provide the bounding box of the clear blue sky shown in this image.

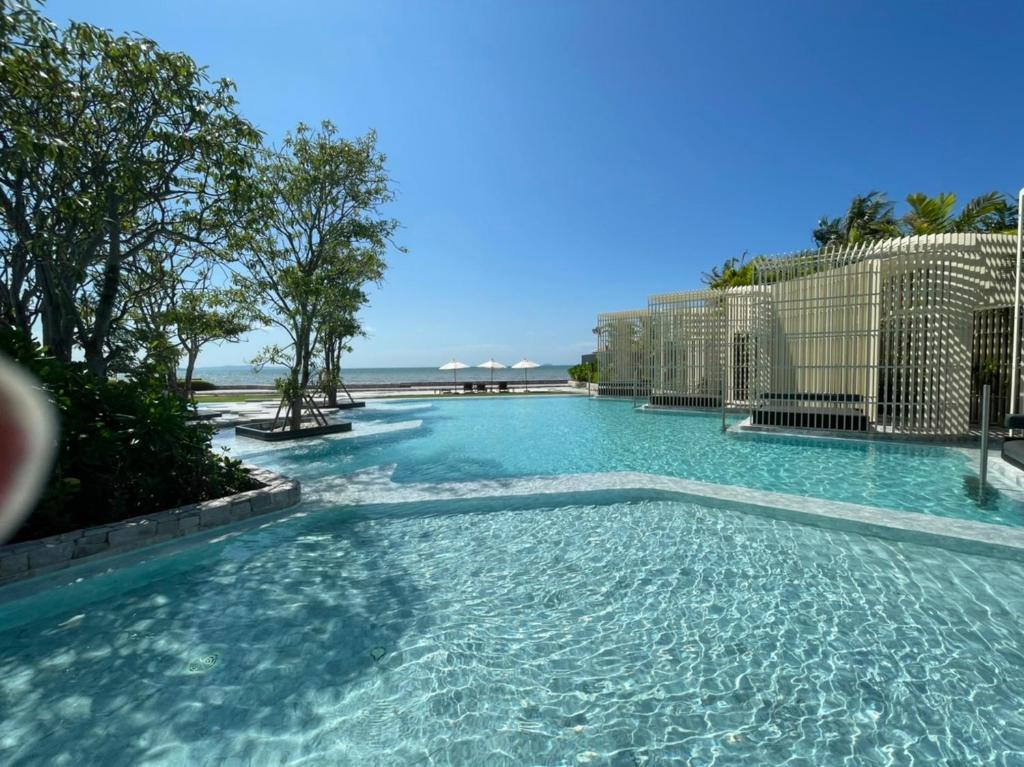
[45,0,1024,368]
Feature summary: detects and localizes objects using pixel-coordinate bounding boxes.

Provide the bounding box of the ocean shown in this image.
[184,364,573,387]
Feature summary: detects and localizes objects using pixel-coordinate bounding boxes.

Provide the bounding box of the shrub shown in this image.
[1,329,258,543]
[183,378,218,391]
[568,360,599,383]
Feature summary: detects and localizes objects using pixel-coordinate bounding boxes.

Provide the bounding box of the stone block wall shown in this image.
[0,466,300,585]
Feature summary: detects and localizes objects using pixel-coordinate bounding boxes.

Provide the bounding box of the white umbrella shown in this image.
[439,359,470,384]
[511,358,540,389]
[477,359,506,383]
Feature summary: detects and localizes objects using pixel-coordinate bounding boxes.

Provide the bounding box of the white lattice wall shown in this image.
[595,234,1018,437]
[648,287,763,408]
[595,309,651,397]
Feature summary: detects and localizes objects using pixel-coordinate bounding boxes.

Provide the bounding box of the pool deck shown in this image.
[198,386,588,427]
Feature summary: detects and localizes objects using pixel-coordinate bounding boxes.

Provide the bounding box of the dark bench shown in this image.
[753,392,867,431]
[1003,415,1024,471]
[762,392,864,403]
[649,394,721,408]
[596,384,651,397]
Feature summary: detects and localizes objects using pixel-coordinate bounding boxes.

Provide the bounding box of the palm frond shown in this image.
[955,191,1009,233]
[903,192,956,234]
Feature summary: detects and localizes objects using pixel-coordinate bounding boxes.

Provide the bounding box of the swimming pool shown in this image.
[2,495,1024,765]
[221,396,1024,527]
[4,395,1024,766]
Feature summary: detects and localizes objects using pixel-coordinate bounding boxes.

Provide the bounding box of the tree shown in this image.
[568,360,598,383]
[812,190,1017,247]
[812,192,900,248]
[170,288,252,395]
[903,191,1015,235]
[235,122,398,429]
[702,251,759,289]
[0,4,260,375]
[316,281,370,408]
[811,216,844,249]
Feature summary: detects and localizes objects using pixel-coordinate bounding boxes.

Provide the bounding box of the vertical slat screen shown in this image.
[596,234,1017,438]
[595,310,651,398]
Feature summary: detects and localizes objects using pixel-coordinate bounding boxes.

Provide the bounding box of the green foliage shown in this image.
[702,251,761,289]
[704,189,1016,289]
[568,360,599,383]
[1,329,256,542]
[184,378,217,391]
[0,3,408,539]
[813,190,1017,247]
[235,121,401,427]
[813,192,901,248]
[0,1,261,374]
[903,191,1015,235]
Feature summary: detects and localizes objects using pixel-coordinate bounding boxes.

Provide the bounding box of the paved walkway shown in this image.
[194,385,591,427]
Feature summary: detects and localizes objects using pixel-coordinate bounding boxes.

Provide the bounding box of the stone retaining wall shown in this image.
[0,466,300,585]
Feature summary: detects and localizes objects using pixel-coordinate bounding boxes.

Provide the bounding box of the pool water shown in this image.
[221,396,1024,526]
[2,497,1024,765]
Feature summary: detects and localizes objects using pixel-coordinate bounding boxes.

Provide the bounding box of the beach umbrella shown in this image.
[439,359,470,384]
[511,358,540,388]
[477,359,506,383]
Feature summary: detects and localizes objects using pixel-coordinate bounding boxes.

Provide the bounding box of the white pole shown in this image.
[980,383,991,495]
[1011,188,1024,421]
[978,382,987,497]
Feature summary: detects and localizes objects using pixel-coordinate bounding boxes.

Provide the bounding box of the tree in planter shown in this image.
[0,4,260,375]
[235,122,398,430]
[317,290,366,408]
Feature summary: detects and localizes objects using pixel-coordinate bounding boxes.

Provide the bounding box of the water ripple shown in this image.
[2,498,1024,764]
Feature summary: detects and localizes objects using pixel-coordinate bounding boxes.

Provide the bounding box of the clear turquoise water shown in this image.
[4,396,1024,765]
[222,396,1024,527]
[3,497,1024,765]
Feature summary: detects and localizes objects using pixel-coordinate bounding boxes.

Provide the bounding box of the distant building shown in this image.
[594,234,1017,439]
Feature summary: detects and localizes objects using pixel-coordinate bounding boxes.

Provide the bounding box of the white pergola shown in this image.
[596,231,1021,438]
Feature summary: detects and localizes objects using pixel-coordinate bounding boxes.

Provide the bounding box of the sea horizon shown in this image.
[184,363,575,387]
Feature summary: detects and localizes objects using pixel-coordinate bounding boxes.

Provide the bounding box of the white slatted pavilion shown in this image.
[594,310,651,398]
[595,233,1019,439]
[647,286,764,409]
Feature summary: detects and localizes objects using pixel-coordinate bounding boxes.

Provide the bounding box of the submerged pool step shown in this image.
[315,467,1024,562]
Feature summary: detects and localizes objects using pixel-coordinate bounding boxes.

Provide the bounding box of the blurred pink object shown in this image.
[0,355,57,543]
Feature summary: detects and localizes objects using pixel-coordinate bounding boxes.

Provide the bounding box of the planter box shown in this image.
[235,419,353,441]
[0,466,300,585]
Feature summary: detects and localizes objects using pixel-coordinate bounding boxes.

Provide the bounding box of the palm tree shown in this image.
[812,216,844,249]
[903,191,1014,234]
[840,192,902,244]
[812,192,900,248]
[702,251,759,289]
